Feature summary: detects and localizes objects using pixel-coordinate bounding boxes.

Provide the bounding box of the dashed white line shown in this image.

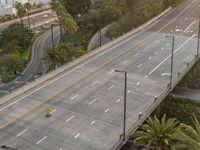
[50,109,56,114]
[148,56,152,60]
[108,70,115,75]
[127,90,131,93]
[136,82,140,86]
[149,34,196,75]
[104,108,109,113]
[135,53,139,57]
[16,129,28,137]
[154,52,158,55]
[74,133,80,139]
[90,121,96,125]
[65,115,75,123]
[91,81,98,87]
[145,75,148,78]
[137,64,143,68]
[36,136,47,145]
[108,85,115,90]
[89,98,97,104]
[161,73,171,76]
[70,94,79,100]
[122,61,128,65]
[116,99,121,103]
[161,47,164,50]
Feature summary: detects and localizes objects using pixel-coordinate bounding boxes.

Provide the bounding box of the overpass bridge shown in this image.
[0,0,200,149]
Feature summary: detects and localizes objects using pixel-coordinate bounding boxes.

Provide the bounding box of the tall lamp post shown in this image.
[115,69,127,142]
[197,17,200,59]
[166,35,175,90]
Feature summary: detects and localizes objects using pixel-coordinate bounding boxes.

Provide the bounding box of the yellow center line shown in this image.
[0,0,198,130]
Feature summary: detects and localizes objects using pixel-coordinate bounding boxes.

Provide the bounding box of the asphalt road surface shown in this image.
[0,26,60,94]
[0,0,200,149]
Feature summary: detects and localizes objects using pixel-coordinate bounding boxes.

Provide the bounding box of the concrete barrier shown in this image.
[0,7,171,107]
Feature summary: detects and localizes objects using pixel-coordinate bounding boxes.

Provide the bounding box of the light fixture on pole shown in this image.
[115,69,127,142]
[165,35,175,90]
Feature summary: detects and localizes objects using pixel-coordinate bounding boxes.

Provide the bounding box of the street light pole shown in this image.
[197,17,200,59]
[166,36,175,90]
[51,24,55,50]
[115,70,127,142]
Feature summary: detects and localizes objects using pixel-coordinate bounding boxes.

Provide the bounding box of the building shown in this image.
[0,5,17,16]
[0,0,29,5]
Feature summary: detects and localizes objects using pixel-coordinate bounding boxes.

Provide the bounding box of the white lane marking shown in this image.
[137,64,143,68]
[136,82,140,86]
[91,81,98,87]
[0,0,196,113]
[104,109,109,113]
[89,99,97,104]
[184,21,197,32]
[90,121,96,125]
[161,47,164,50]
[74,133,80,139]
[122,61,128,65]
[116,99,121,103]
[154,52,158,55]
[16,129,28,137]
[149,34,196,75]
[108,85,115,90]
[148,56,152,60]
[127,90,131,93]
[50,109,56,114]
[135,53,139,57]
[65,115,75,123]
[161,73,171,76]
[60,149,63,150]
[166,43,170,46]
[108,70,115,75]
[36,136,47,145]
[176,29,183,32]
[145,75,148,78]
[70,94,79,100]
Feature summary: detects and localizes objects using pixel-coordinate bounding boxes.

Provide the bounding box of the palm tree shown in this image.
[131,114,181,150]
[173,115,200,150]
[24,2,32,29]
[15,2,26,25]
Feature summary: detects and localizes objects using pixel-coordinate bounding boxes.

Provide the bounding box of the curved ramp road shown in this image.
[0,0,200,149]
[0,27,60,94]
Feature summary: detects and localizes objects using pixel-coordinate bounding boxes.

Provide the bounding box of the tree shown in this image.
[44,44,71,70]
[131,115,181,149]
[15,2,26,25]
[173,115,200,150]
[50,0,78,36]
[24,2,32,29]
[63,0,92,19]
[126,0,139,28]
[1,23,33,53]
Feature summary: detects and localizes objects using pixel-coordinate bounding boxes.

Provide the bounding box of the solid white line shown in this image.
[16,129,28,137]
[50,109,56,114]
[89,99,97,105]
[108,85,115,90]
[137,64,143,68]
[91,81,98,87]
[74,133,80,139]
[36,136,47,145]
[0,0,196,113]
[184,21,197,32]
[116,99,121,103]
[104,109,109,113]
[149,34,196,75]
[70,94,79,100]
[90,121,96,125]
[65,115,74,123]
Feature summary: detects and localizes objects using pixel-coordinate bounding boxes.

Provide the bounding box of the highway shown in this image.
[0,0,200,149]
[0,12,60,95]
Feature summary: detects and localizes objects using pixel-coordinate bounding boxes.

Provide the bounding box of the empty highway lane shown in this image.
[0,0,200,149]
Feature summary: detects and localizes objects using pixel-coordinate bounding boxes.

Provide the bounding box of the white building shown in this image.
[0,5,17,16]
[0,0,29,5]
